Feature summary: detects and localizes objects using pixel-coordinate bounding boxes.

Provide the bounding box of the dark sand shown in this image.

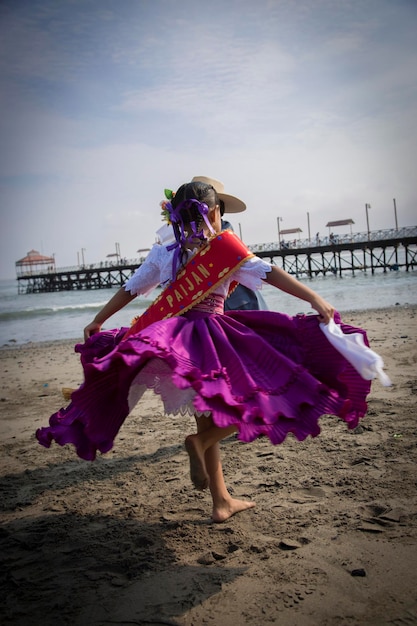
[1,306,416,625]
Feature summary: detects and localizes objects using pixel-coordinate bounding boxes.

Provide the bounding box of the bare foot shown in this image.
[62,387,75,401]
[185,435,210,491]
[212,497,256,523]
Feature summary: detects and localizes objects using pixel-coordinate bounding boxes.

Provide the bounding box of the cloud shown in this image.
[0,0,416,278]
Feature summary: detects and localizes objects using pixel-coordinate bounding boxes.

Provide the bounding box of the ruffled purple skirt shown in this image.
[36,310,371,460]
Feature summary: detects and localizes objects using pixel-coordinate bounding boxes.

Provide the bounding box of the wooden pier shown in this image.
[254,235,417,277]
[17,263,141,294]
[16,228,417,294]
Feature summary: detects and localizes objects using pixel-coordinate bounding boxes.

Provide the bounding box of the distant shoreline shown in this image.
[1,303,416,351]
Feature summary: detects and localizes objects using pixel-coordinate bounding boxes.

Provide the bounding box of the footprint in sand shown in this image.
[279,585,317,608]
[289,486,328,503]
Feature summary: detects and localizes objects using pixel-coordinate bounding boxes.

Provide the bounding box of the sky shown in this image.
[1,0,416,279]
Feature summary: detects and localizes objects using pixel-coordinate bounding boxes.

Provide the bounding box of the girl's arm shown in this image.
[84,287,137,340]
[83,244,165,340]
[264,266,335,323]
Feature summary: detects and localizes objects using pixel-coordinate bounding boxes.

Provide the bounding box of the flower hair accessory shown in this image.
[160,189,175,224]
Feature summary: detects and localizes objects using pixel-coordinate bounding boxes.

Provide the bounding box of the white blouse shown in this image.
[124,242,272,298]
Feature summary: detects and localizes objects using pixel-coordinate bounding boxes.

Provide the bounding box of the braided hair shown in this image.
[169,181,219,272]
[171,181,218,226]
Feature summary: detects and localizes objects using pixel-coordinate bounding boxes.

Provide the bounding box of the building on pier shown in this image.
[16,250,56,279]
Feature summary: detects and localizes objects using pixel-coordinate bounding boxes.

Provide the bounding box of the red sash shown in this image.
[124,230,253,338]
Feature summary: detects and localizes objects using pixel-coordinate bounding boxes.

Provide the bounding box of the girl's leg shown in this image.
[185,418,236,491]
[186,417,256,522]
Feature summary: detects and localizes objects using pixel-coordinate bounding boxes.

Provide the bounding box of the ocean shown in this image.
[1,268,416,347]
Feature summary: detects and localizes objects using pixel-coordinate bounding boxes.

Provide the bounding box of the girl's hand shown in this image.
[310,296,335,324]
[84,320,102,341]
[81,287,136,342]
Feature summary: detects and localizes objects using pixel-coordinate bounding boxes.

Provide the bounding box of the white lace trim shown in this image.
[127,358,211,417]
[232,256,272,292]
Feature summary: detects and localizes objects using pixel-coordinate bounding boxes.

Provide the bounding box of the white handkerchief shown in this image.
[320,319,391,386]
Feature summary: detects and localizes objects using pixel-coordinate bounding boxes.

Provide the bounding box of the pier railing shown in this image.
[247,226,417,253]
[16,255,149,278]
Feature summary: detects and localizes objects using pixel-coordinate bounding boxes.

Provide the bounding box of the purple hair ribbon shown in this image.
[165,199,215,280]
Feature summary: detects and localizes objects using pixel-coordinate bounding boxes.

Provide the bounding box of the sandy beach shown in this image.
[1,305,416,626]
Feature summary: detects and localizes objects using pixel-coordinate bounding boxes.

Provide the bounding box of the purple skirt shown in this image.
[36,310,371,460]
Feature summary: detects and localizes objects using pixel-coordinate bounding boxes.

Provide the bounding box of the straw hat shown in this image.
[191,176,246,213]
